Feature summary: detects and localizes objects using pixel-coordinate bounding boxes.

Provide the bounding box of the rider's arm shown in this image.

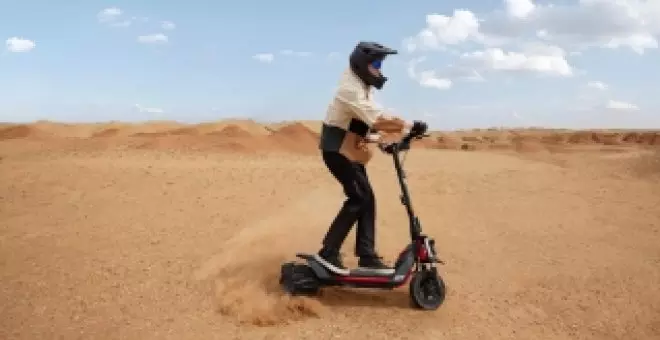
[375,117,413,134]
[335,85,407,133]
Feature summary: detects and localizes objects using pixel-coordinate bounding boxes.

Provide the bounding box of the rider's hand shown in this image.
[411,120,428,136]
[378,141,396,154]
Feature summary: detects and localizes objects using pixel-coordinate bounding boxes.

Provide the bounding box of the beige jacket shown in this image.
[320,68,386,164]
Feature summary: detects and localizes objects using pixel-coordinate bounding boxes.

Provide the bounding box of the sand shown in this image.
[1,120,659,339]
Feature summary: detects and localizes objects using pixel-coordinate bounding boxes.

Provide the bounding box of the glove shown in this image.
[410,120,428,136]
[378,141,396,154]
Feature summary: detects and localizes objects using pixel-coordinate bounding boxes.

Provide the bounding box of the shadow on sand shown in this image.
[314,287,413,310]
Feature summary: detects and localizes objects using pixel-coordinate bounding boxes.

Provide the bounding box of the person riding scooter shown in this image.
[315,41,427,275]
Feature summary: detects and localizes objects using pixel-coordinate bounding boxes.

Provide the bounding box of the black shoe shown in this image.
[358,255,395,274]
[314,248,349,275]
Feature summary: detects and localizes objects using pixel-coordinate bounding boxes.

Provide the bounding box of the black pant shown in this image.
[321,151,377,258]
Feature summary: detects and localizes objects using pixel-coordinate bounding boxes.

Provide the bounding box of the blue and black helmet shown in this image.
[349,41,398,90]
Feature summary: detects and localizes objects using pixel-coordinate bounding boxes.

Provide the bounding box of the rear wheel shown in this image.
[280,262,320,296]
[409,269,446,310]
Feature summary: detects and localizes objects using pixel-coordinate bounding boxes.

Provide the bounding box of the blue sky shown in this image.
[1,0,659,129]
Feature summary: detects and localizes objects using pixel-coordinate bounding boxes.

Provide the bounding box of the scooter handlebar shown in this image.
[377,129,429,154]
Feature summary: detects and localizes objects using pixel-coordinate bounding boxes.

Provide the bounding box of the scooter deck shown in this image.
[296,253,396,277]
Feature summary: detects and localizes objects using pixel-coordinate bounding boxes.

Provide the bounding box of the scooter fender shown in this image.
[295,253,334,280]
[392,245,416,283]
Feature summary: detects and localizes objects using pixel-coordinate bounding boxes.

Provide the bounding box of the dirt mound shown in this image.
[124,123,271,154]
[84,121,181,139]
[207,124,253,139]
[266,120,323,135]
[205,124,269,153]
[106,121,185,137]
[166,127,202,136]
[127,135,208,151]
[178,122,224,135]
[563,130,660,146]
[434,133,462,150]
[0,125,41,140]
[539,132,568,145]
[513,141,547,153]
[216,119,270,136]
[90,128,121,138]
[566,131,597,144]
[583,132,616,145]
[126,135,262,153]
[622,131,660,145]
[273,122,319,139]
[508,134,547,153]
[267,122,320,154]
[124,120,269,138]
[435,129,660,153]
[129,131,168,137]
[6,120,660,156]
[414,134,440,149]
[129,127,197,137]
[30,121,99,138]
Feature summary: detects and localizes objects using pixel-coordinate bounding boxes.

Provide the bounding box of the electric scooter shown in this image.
[279,125,447,310]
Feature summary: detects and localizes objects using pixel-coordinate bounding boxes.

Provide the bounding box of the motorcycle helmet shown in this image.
[349,41,398,90]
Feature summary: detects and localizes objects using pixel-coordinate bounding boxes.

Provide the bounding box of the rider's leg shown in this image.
[354,164,392,271]
[316,151,369,274]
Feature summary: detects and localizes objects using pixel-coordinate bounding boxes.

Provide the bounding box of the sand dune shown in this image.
[1,120,660,339]
[2,121,660,154]
[265,122,321,154]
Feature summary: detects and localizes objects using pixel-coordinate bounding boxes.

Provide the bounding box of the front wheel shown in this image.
[409,269,446,310]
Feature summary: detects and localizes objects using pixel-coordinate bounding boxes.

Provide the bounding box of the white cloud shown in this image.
[403,5,590,86]
[406,57,425,78]
[406,57,452,90]
[404,9,482,52]
[279,49,312,57]
[459,69,486,82]
[572,94,641,113]
[5,37,35,53]
[459,46,573,77]
[134,104,164,114]
[603,33,657,54]
[480,0,660,54]
[418,70,453,90]
[161,21,176,30]
[505,0,536,19]
[97,7,131,28]
[536,29,550,40]
[132,16,150,23]
[252,53,274,63]
[402,0,660,95]
[587,81,608,90]
[605,100,639,111]
[137,33,168,44]
[98,7,122,23]
[427,62,487,83]
[111,21,131,28]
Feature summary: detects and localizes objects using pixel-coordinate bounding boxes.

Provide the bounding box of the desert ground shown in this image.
[1,120,660,340]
